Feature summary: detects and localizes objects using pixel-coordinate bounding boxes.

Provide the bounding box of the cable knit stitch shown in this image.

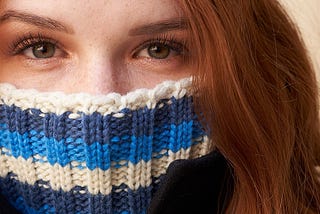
[0,78,212,214]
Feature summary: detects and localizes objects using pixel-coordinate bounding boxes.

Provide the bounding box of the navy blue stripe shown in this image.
[0,121,206,169]
[0,96,197,145]
[0,95,207,170]
[11,197,55,214]
[0,173,162,214]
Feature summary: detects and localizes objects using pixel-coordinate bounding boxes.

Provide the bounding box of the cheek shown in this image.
[123,53,193,91]
[0,57,32,85]
[0,62,192,95]
[0,50,76,91]
[125,63,192,91]
[0,61,62,90]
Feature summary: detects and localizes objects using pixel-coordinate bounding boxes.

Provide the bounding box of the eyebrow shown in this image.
[129,18,188,36]
[0,10,74,34]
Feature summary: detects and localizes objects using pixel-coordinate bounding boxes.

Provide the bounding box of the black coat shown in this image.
[0,151,233,214]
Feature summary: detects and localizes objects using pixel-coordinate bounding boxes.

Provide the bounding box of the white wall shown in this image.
[279,0,320,81]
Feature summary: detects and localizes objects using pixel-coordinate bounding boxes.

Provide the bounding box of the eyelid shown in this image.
[132,35,188,58]
[22,43,65,59]
[8,33,64,56]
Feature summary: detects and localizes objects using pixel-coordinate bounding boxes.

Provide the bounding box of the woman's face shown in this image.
[0,0,191,94]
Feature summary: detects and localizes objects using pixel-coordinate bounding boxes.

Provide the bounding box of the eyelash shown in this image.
[9,33,60,55]
[132,35,187,58]
[8,33,187,58]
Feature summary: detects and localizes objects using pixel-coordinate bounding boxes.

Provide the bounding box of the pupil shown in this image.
[33,43,55,58]
[151,46,161,53]
[38,46,47,53]
[148,44,170,59]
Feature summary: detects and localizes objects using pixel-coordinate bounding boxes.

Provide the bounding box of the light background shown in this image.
[279,0,320,82]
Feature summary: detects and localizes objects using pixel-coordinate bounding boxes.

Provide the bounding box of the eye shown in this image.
[24,42,57,59]
[134,38,185,60]
[147,43,171,59]
[9,33,65,60]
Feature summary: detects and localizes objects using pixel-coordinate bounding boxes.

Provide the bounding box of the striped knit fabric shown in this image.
[0,78,212,214]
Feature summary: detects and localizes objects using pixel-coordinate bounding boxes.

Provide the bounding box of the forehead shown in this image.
[1,0,182,28]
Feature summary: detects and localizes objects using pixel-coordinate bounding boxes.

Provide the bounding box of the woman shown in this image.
[0,0,319,213]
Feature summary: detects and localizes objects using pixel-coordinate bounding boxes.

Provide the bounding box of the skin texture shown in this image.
[0,0,191,94]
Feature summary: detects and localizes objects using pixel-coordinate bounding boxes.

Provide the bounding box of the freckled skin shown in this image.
[0,0,192,95]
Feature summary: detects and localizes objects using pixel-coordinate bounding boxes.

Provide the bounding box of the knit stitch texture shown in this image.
[0,78,211,214]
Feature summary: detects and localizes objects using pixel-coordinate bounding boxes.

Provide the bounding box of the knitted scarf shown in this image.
[0,78,211,214]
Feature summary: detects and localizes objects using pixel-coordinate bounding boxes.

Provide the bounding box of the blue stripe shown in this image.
[12,197,55,214]
[0,96,195,145]
[0,121,205,170]
[0,173,161,214]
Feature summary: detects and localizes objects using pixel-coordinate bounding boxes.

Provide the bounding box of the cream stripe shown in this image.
[0,138,211,195]
[0,78,192,118]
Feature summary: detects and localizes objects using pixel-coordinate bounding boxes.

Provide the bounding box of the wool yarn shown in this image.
[0,78,211,214]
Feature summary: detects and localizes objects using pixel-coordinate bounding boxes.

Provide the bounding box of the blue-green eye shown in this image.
[30,42,56,58]
[147,44,171,59]
[134,37,186,60]
[10,34,64,59]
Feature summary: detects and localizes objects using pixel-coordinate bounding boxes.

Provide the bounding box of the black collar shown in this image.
[148,151,234,214]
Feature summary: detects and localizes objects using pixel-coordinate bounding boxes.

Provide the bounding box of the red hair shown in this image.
[181,0,320,213]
